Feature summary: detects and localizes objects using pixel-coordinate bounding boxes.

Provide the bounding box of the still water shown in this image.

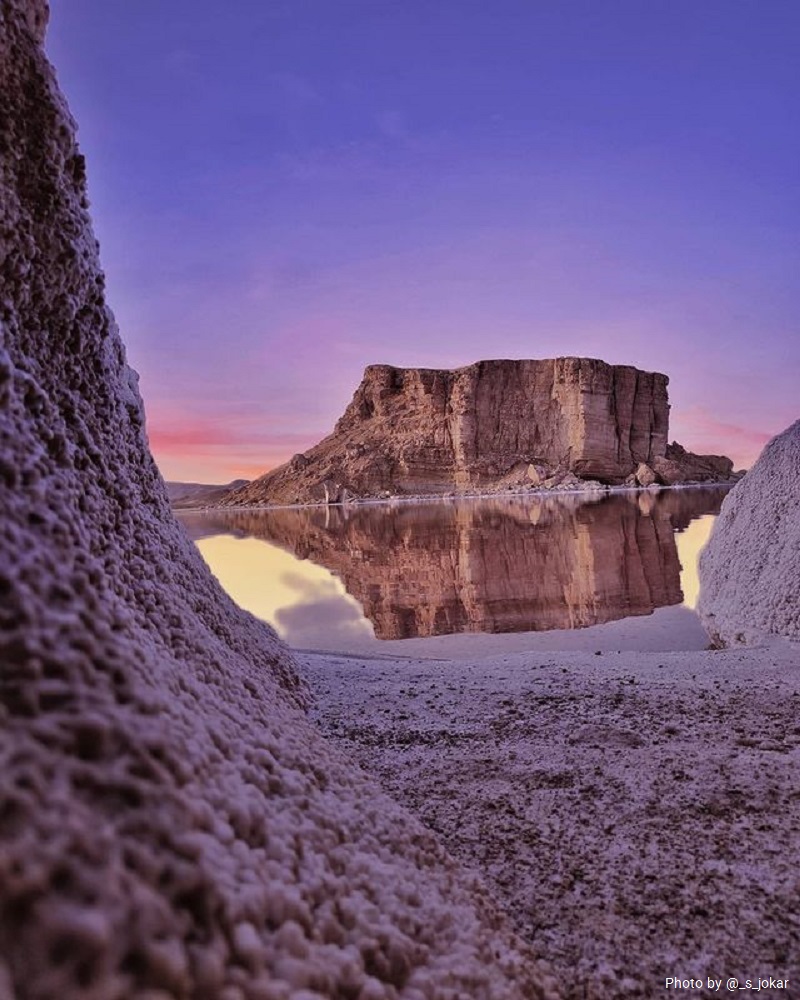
[178,487,729,654]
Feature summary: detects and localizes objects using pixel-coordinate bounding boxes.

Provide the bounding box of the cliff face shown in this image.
[352,359,670,486]
[0,4,551,997]
[227,358,672,505]
[198,489,728,641]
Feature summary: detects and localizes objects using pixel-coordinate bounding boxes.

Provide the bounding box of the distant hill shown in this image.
[166,479,249,509]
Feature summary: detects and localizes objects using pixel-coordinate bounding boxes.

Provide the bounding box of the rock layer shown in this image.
[225,359,732,506]
[0,5,553,998]
[699,419,800,645]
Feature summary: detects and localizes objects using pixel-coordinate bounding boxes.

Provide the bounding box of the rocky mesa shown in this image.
[224,358,734,506]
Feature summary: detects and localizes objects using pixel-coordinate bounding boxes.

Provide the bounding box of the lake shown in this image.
[178,486,730,655]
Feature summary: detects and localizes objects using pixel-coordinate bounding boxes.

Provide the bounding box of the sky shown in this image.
[47,0,799,482]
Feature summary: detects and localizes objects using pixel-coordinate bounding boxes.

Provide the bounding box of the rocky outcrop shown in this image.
[225,359,735,506]
[634,462,658,487]
[653,442,735,485]
[699,420,800,645]
[0,5,554,998]
[200,489,728,640]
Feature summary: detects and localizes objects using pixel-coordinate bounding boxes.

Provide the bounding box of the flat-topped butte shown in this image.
[224,358,734,507]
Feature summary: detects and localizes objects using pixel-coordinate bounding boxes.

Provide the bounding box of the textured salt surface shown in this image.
[699,419,800,645]
[301,641,800,999]
[286,604,714,660]
[0,3,554,997]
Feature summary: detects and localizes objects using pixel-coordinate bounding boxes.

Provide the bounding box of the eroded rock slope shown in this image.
[0,3,554,997]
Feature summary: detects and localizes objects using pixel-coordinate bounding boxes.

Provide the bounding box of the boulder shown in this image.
[543,475,563,489]
[559,472,584,490]
[651,455,685,485]
[635,462,658,487]
[527,463,551,486]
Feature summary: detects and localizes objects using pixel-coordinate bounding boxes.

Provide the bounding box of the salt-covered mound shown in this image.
[699,419,800,645]
[0,3,554,997]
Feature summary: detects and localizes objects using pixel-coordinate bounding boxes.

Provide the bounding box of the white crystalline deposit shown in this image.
[699,419,800,645]
[0,3,555,997]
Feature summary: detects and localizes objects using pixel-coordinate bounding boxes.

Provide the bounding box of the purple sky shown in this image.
[47,1,799,482]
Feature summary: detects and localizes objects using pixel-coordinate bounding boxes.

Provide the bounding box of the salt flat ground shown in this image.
[300,637,800,999]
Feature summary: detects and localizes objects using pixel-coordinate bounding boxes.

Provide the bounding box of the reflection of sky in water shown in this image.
[196,535,374,648]
[674,515,716,610]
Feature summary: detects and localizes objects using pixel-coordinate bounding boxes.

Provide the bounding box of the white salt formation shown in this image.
[699,419,800,645]
[0,3,555,997]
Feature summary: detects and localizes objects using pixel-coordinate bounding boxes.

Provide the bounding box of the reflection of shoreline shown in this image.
[182,489,729,641]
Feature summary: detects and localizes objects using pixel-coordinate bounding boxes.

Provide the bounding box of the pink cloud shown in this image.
[145,411,324,482]
[147,423,241,451]
[672,406,774,469]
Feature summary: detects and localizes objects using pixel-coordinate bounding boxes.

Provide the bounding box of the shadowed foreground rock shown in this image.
[0,3,555,997]
[699,419,800,645]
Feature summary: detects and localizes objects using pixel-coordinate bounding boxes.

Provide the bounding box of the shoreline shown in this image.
[290,603,716,660]
[174,478,737,514]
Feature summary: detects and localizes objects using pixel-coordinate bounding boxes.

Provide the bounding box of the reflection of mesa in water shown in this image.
[183,489,727,640]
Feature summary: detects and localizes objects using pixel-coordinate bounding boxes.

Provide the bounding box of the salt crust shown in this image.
[302,641,800,998]
[0,3,555,997]
[699,420,800,645]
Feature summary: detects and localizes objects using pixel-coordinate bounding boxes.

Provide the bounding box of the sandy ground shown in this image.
[299,634,800,999]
